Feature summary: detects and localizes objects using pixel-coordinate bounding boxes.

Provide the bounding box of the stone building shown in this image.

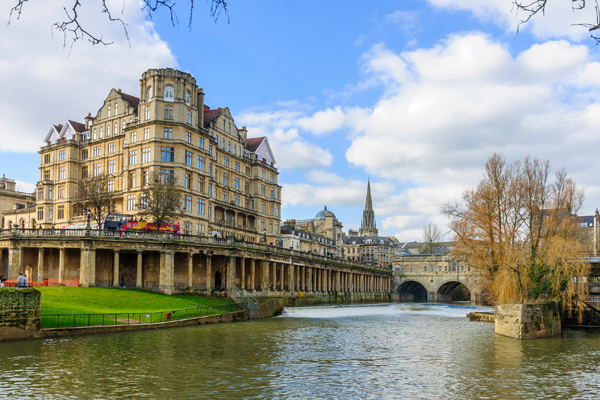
[285,206,344,250]
[0,176,35,229]
[342,181,397,270]
[35,68,281,243]
[281,221,337,256]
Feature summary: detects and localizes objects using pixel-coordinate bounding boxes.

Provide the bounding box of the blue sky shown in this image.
[2,0,600,240]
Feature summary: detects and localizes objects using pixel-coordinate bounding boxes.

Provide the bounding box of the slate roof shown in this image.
[203,105,223,127]
[245,137,265,152]
[119,92,140,109]
[67,120,86,133]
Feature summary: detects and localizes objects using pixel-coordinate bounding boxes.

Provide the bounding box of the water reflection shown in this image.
[1,303,599,399]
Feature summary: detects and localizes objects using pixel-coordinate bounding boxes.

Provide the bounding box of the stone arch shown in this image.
[396,280,428,302]
[436,280,472,302]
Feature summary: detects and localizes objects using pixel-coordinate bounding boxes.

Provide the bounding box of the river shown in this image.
[1,303,599,399]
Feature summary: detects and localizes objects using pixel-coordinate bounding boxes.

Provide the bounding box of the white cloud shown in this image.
[0,0,177,153]
[426,0,597,41]
[14,180,36,193]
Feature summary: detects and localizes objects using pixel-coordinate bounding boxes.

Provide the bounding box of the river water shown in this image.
[1,303,599,399]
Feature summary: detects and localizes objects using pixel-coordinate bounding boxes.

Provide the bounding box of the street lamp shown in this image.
[86,208,91,229]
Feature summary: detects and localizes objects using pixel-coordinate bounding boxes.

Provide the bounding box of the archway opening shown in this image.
[215,271,222,290]
[397,281,428,302]
[437,281,471,302]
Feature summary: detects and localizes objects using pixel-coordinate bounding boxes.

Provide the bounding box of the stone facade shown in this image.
[0,176,36,230]
[36,68,281,243]
[495,303,561,339]
[0,288,42,342]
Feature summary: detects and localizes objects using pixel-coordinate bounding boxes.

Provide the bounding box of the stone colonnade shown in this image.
[0,241,390,297]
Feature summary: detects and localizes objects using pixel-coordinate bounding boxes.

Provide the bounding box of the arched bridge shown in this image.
[391,256,482,302]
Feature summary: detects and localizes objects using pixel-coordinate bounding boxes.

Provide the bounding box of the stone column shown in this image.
[37,248,44,282]
[136,251,143,288]
[241,258,246,290]
[227,256,236,289]
[8,247,23,280]
[271,262,277,291]
[159,251,174,294]
[306,267,312,292]
[206,255,212,290]
[58,248,65,284]
[301,265,305,291]
[187,253,194,290]
[263,261,269,290]
[250,259,255,290]
[79,248,96,287]
[113,250,120,287]
[289,262,295,291]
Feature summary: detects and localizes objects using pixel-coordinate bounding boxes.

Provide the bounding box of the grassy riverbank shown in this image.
[38,287,233,315]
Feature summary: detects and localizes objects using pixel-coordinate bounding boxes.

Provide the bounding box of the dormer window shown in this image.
[164,85,174,101]
[147,86,152,100]
[185,90,190,105]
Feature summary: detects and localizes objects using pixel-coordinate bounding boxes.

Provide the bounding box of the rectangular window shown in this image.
[208,204,212,219]
[197,155,205,171]
[187,111,192,124]
[129,150,138,166]
[234,161,240,172]
[142,147,151,163]
[270,174,275,183]
[144,128,150,140]
[99,127,103,138]
[197,199,205,215]
[161,147,174,162]
[59,167,65,180]
[262,170,266,179]
[140,193,148,209]
[261,219,265,232]
[58,186,64,199]
[186,132,192,143]
[208,183,212,201]
[199,137,204,149]
[276,221,279,234]
[107,105,111,118]
[107,180,114,192]
[37,207,43,221]
[270,187,274,199]
[164,106,173,120]
[208,145,212,156]
[223,119,225,130]
[94,163,102,176]
[270,221,273,233]
[185,150,192,166]
[222,172,228,186]
[44,154,51,164]
[261,185,266,196]
[93,146,101,157]
[228,141,231,152]
[81,166,88,179]
[37,190,44,201]
[276,206,280,217]
[143,169,149,186]
[222,138,225,149]
[261,202,266,213]
[108,160,115,174]
[107,125,111,137]
[270,204,274,215]
[223,191,229,202]
[43,170,50,181]
[131,131,137,143]
[144,107,150,120]
[185,172,190,189]
[234,177,239,190]
[223,156,229,167]
[234,195,239,206]
[163,128,173,139]
[184,195,192,212]
[127,195,136,211]
[129,172,136,188]
[108,142,115,154]
[59,150,65,160]
[93,129,97,140]
[122,121,126,132]
[114,103,118,115]
[228,123,231,134]
[160,169,174,183]
[48,206,53,221]
[234,144,236,154]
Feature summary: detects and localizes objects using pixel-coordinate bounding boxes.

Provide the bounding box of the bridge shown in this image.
[391,255,483,302]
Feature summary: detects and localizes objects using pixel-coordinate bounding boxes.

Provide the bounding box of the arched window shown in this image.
[147,86,152,100]
[185,90,190,105]
[164,85,174,101]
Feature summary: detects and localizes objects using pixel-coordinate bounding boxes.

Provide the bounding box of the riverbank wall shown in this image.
[0,288,42,342]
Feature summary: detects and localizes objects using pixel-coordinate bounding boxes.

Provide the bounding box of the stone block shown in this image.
[495,302,560,339]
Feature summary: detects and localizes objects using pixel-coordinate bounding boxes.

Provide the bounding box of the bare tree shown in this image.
[442,153,590,321]
[421,222,444,255]
[8,0,229,49]
[137,170,183,231]
[72,174,116,226]
[513,0,600,43]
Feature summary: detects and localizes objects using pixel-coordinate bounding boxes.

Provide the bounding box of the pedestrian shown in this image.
[120,273,125,288]
[0,276,5,288]
[17,272,25,288]
[23,274,28,288]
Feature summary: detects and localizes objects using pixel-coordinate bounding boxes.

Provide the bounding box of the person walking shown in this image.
[23,274,28,288]
[17,273,25,288]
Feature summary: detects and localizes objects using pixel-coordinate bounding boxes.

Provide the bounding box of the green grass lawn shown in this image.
[38,286,233,315]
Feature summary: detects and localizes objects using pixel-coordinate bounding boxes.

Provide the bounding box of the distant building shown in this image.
[280,222,337,256]
[284,205,344,255]
[0,175,35,229]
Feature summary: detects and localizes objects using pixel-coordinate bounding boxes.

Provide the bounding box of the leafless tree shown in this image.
[137,170,183,231]
[421,222,444,255]
[7,0,229,50]
[513,0,600,43]
[72,174,116,226]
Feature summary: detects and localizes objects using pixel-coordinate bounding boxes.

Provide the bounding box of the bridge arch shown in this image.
[396,280,428,302]
[436,280,472,302]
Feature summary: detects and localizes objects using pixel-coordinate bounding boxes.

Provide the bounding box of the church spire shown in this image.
[359,179,378,237]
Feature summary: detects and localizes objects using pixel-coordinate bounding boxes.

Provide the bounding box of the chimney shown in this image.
[197,87,205,128]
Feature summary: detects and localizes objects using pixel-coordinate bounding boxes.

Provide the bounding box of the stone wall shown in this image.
[0,288,42,342]
[495,303,561,339]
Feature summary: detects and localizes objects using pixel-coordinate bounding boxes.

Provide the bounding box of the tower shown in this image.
[359,179,378,237]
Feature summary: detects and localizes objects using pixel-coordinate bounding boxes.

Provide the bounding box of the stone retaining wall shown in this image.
[495,302,561,339]
[0,288,42,342]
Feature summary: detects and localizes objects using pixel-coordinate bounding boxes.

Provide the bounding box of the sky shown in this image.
[2,0,600,241]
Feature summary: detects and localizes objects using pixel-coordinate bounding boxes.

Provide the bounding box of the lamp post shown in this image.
[86,208,91,229]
